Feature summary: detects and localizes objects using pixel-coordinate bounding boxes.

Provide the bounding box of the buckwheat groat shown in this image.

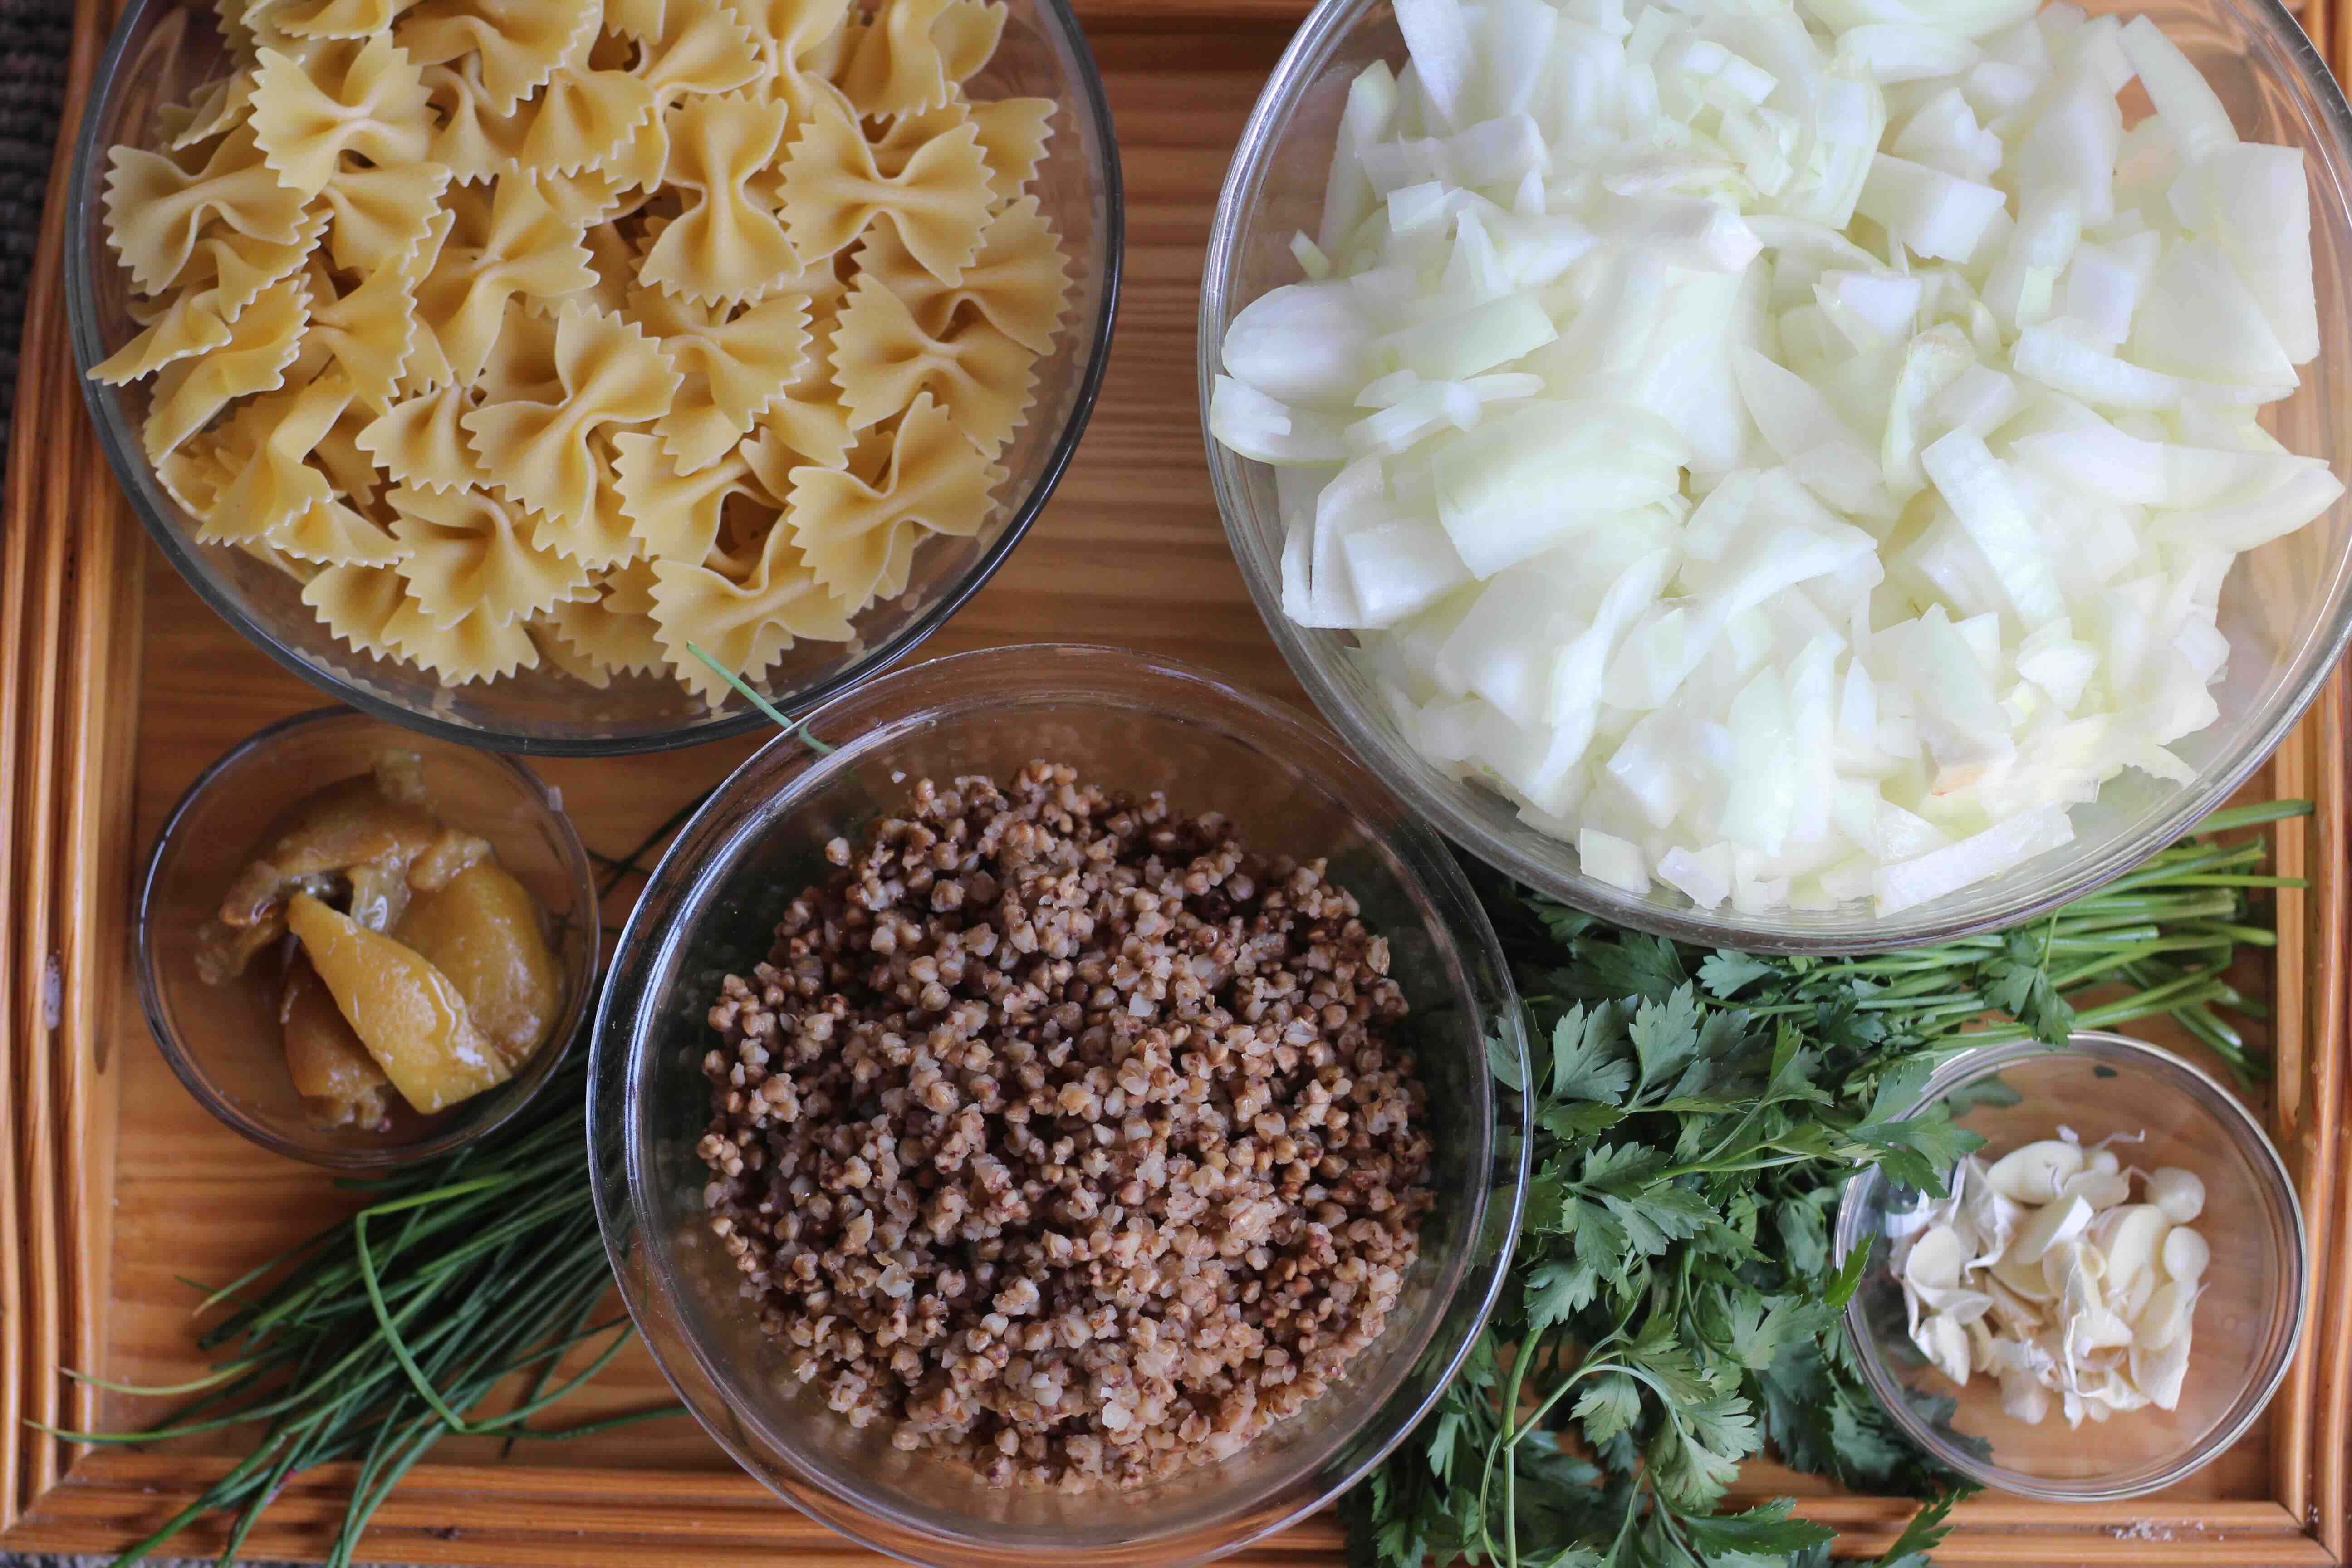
[696,761,1431,1490]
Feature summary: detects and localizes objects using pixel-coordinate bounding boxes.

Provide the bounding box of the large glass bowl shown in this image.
[1834,1032,2306,1499]
[588,643,1529,1567]
[67,0,1121,756]
[1199,0,2352,951]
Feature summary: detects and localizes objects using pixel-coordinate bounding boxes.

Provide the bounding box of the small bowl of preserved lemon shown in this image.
[136,708,598,1169]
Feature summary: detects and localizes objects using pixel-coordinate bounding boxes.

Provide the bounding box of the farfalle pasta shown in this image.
[838,0,1002,119]
[775,89,990,283]
[639,91,799,303]
[830,271,1034,453]
[387,481,591,626]
[630,283,812,471]
[461,299,681,519]
[93,0,1072,700]
[787,390,1000,605]
[250,34,433,195]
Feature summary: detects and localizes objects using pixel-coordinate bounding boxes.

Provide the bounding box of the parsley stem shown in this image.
[1609,1482,1646,1556]
[1653,1151,1820,1180]
[1479,1332,1548,1562]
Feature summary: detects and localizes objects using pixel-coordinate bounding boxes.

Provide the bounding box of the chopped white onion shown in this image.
[1212,0,2340,915]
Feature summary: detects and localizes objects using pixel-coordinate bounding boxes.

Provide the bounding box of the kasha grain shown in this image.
[696,762,1431,1490]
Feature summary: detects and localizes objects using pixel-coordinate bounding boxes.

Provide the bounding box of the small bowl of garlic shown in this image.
[1834,1031,2306,1500]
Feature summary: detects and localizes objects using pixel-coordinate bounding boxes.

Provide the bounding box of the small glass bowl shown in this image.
[136,707,599,1169]
[1199,0,2352,951]
[1834,1031,2306,1499]
[588,643,1529,1567]
[66,0,1121,756]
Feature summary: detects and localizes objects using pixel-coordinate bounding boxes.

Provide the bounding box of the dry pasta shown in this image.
[93,0,1073,699]
[787,389,1000,605]
[387,480,592,626]
[630,282,812,471]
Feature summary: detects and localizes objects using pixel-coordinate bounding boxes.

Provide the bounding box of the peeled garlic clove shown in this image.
[2136,1280,2194,1350]
[2046,1236,2102,1299]
[2161,1226,2209,1284]
[2055,1240,2104,1316]
[2087,1147,2122,1177]
[1905,1223,1967,1292]
[1966,1313,1998,1373]
[1914,1311,1972,1385]
[1994,1247,2058,1303]
[2012,1194,2093,1265]
[1988,1140,2087,1204]
[2147,1166,2205,1225]
[2099,1205,2173,1298]
[2056,1169,2132,1212]
[2118,1267,2156,1324]
[2132,1328,2192,1410]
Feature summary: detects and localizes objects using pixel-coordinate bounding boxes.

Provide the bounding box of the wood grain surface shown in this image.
[4,0,2352,1564]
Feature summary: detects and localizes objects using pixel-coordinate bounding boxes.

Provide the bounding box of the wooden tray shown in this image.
[5,0,2351,1562]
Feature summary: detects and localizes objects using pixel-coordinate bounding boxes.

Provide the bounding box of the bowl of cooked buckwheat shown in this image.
[588,643,1528,1567]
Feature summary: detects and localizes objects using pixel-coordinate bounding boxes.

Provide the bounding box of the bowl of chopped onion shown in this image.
[1200,0,2352,949]
[1832,1031,2305,1498]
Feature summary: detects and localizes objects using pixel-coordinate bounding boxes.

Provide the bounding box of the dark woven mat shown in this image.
[0,0,76,477]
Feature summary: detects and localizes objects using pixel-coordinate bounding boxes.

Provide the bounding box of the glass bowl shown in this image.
[66,0,1122,757]
[1198,0,2352,952]
[1833,1031,2306,1499]
[588,642,1529,1567]
[136,707,599,1169]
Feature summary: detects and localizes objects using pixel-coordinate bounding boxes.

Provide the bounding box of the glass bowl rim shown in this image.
[64,0,1127,759]
[132,705,600,1169]
[1194,0,2352,954]
[1831,1028,2309,1500]
[587,640,1534,1563]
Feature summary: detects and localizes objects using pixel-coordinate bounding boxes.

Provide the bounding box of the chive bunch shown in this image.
[64,1049,672,1568]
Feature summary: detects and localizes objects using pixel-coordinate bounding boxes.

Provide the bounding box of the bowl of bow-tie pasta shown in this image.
[68,0,1120,754]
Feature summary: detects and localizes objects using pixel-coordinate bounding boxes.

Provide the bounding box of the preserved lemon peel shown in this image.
[218,774,444,931]
[392,861,560,1069]
[279,958,393,1130]
[287,892,514,1115]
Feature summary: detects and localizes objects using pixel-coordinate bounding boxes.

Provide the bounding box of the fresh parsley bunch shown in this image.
[1349,802,2304,1568]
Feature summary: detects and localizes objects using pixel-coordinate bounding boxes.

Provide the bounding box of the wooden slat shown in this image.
[11,1457,2339,1568]
[4,0,118,1515]
[7,284,69,1521]
[55,457,142,1447]
[0,169,29,1545]
[2267,674,2335,1533]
